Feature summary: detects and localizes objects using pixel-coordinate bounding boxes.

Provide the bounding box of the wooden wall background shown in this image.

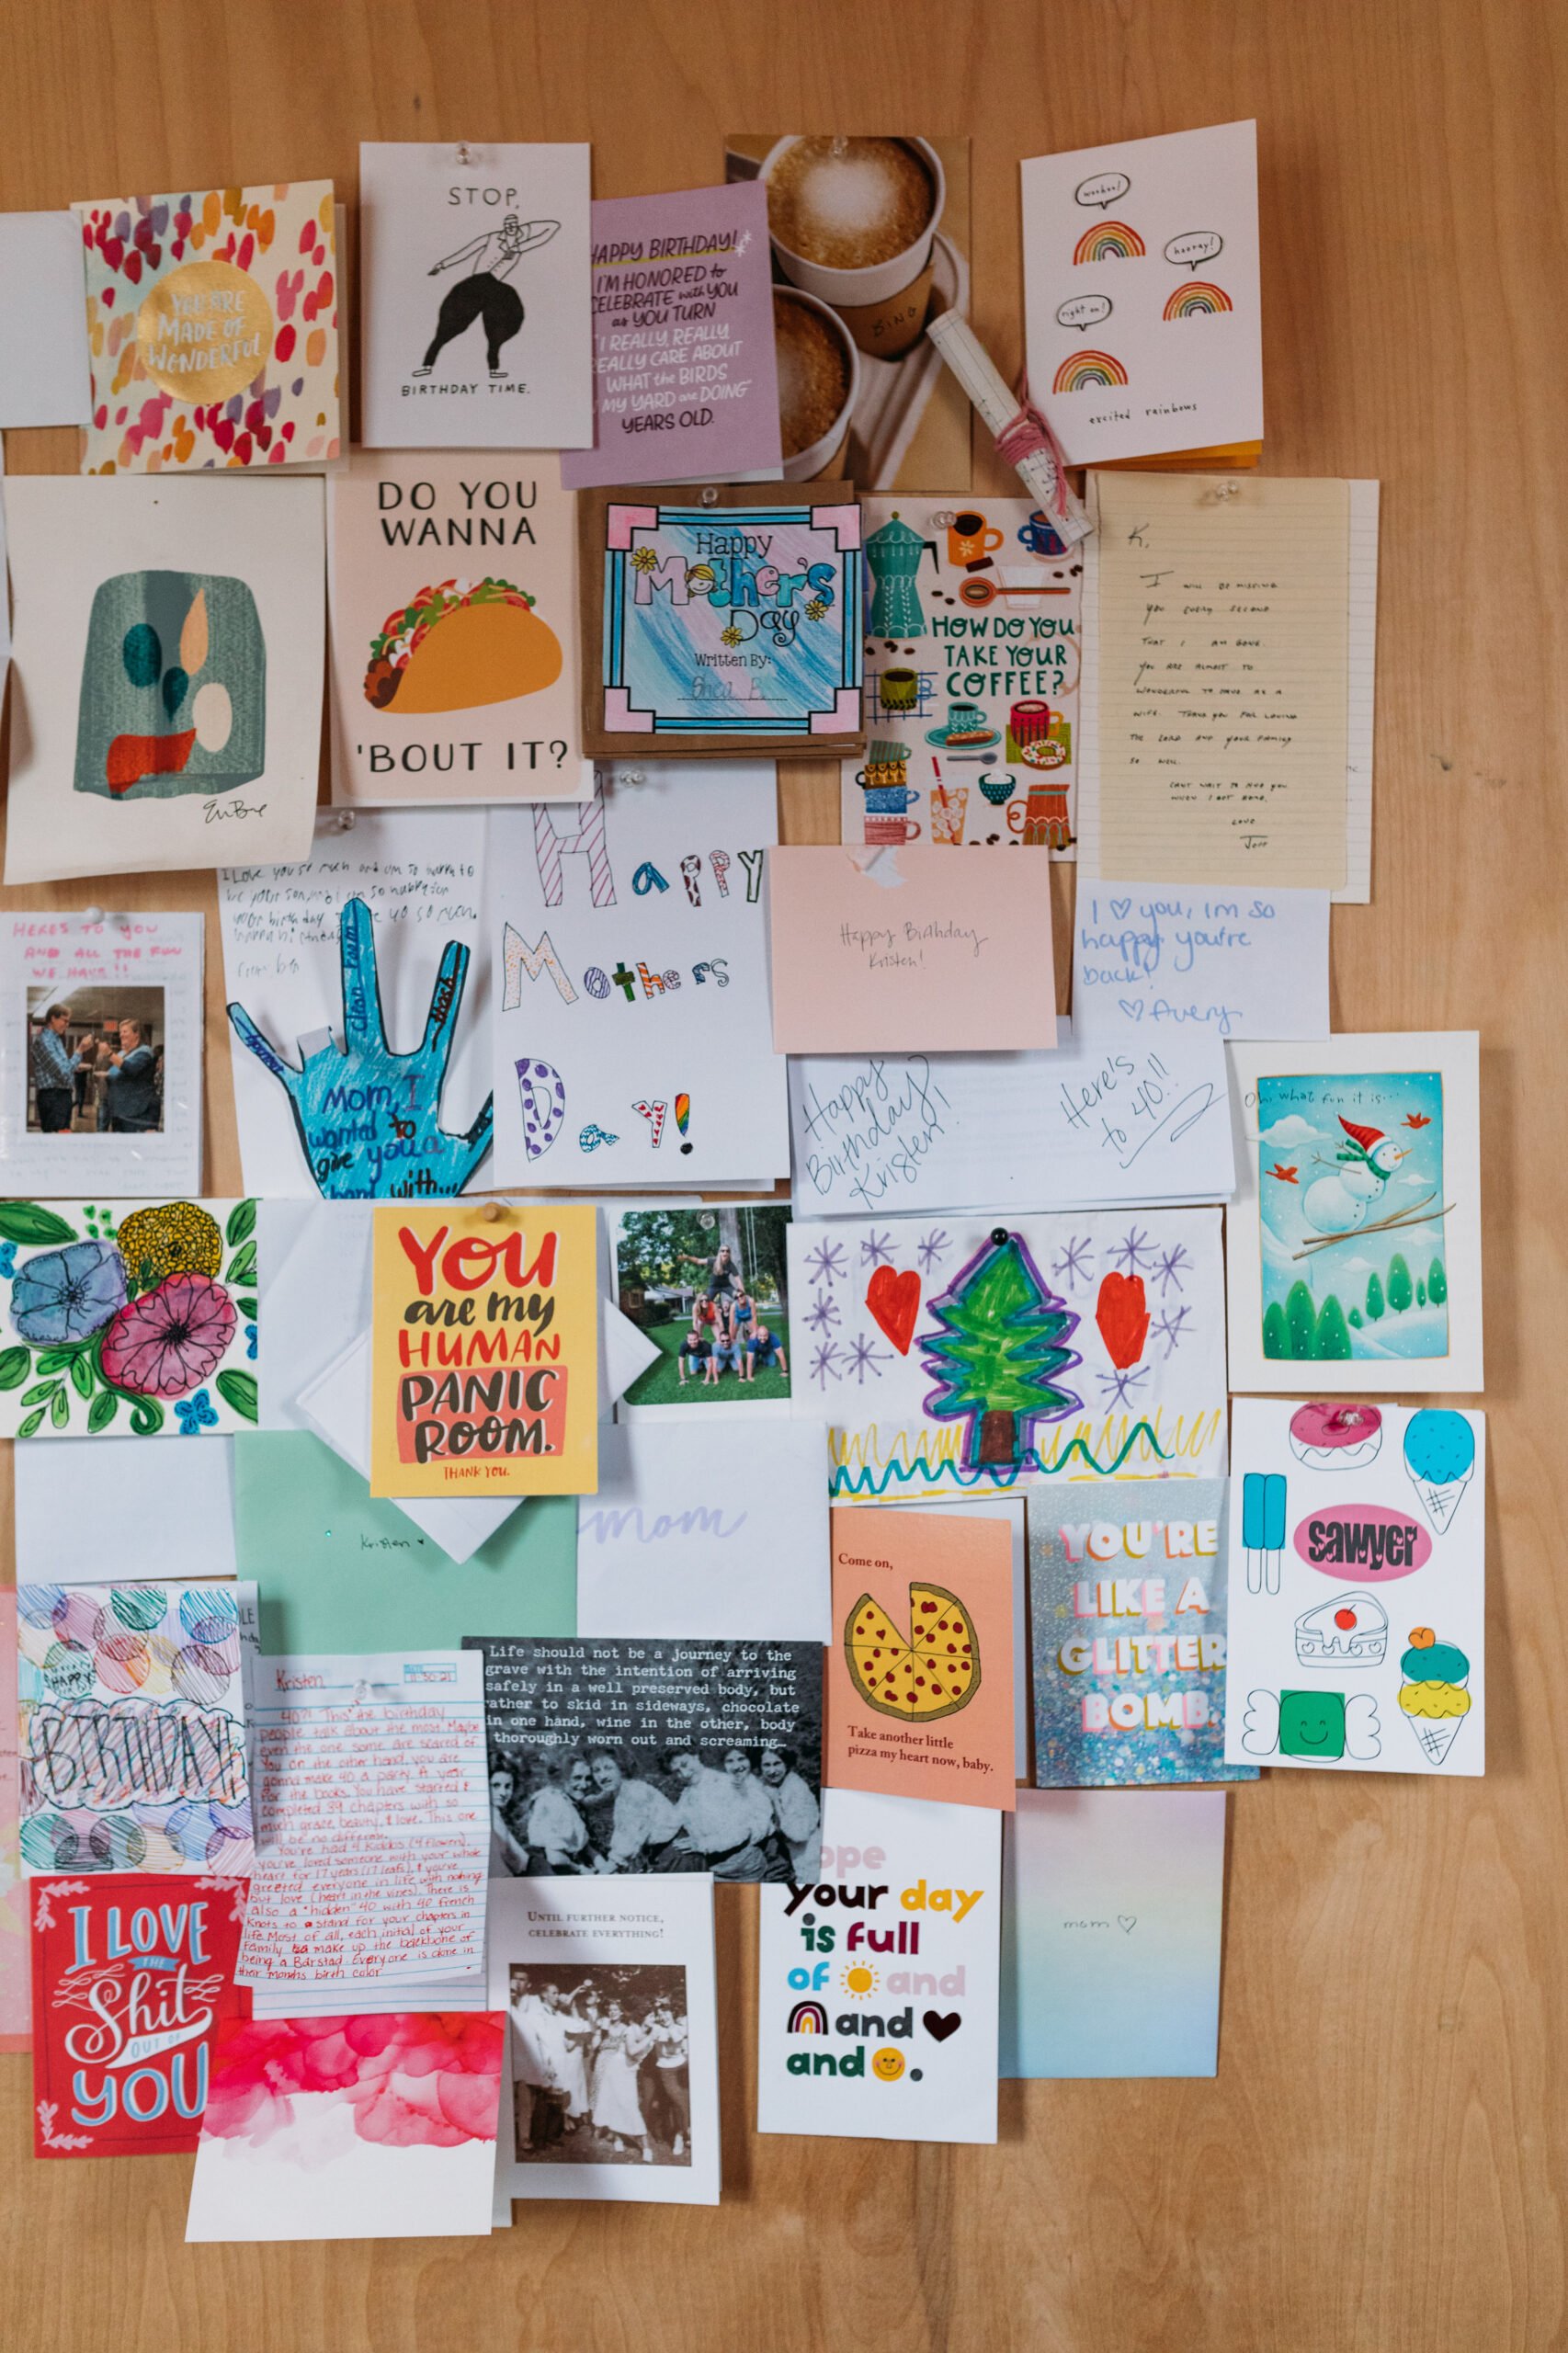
[1,3,1562,2347]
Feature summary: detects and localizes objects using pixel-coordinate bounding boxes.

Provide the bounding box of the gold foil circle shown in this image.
[136,260,274,404]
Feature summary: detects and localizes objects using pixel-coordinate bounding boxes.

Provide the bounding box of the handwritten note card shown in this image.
[238,1649,489,2012]
[1085,474,1360,890]
[789,1029,1234,1217]
[768,847,1055,1054]
[1073,881,1329,1040]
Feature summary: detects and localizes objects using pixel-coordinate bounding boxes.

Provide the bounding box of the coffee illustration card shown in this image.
[561,183,781,489]
[329,451,591,805]
[840,494,1080,855]
[827,1506,1015,1809]
[1223,1398,1486,1778]
[359,142,592,450]
[74,180,340,473]
[369,1200,599,1499]
[1028,1477,1256,1787]
[579,482,864,758]
[756,1790,1000,2143]
[3,476,324,885]
[724,135,972,491]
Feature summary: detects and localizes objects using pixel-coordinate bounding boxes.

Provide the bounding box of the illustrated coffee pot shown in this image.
[864,510,940,639]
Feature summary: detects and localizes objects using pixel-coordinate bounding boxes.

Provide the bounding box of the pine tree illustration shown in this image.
[917,1228,1082,1471]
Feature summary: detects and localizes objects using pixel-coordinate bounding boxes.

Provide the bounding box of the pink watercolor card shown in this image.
[767,846,1056,1054]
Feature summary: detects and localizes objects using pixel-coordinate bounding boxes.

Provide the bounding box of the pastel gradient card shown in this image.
[1001,1787,1225,2076]
[74,181,340,473]
[827,1506,1015,1808]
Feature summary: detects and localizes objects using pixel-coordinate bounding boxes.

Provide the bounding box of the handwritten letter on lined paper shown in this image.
[1093,474,1350,888]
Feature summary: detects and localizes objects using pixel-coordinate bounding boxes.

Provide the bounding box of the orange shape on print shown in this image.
[105,730,197,793]
[1095,1271,1150,1369]
[865,1264,921,1355]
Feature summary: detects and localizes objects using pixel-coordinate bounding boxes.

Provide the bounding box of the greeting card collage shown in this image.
[0,120,1481,2237]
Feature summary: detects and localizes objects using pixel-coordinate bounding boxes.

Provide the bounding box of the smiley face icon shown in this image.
[871,2046,905,2083]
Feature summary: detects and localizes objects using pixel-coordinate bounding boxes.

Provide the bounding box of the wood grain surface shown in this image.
[1,3,1562,2347]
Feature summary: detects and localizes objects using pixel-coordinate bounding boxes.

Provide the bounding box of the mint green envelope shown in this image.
[235,1432,576,1653]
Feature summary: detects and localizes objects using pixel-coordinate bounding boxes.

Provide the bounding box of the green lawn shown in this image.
[624,1315,792,1407]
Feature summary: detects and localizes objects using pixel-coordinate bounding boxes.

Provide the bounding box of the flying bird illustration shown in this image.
[1268,1163,1299,1183]
[1301,1117,1409,1237]
[1403,1113,1432,1130]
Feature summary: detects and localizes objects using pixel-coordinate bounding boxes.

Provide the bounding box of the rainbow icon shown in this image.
[1073,220,1145,263]
[675,1091,692,1154]
[788,2002,829,2035]
[1163,280,1233,318]
[1052,349,1129,393]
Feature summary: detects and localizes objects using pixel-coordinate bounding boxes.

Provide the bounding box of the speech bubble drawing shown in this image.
[1165,229,1224,271]
[1075,172,1131,210]
[1056,293,1113,332]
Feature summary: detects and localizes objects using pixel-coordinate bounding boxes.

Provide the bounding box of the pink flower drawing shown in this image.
[99,1273,236,1397]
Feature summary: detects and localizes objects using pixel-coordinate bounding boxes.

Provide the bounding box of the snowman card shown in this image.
[1222,1399,1486,1777]
[1225,1033,1483,1393]
[838,495,1081,858]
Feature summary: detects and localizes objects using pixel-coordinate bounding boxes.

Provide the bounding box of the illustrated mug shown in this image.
[948,511,1005,566]
[863,811,921,844]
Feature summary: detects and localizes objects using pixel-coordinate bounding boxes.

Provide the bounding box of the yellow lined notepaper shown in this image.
[1088,473,1353,889]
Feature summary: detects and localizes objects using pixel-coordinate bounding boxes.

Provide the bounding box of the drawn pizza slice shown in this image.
[845,1583,980,1723]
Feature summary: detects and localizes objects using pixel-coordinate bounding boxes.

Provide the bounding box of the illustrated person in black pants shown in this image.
[415,214,561,380]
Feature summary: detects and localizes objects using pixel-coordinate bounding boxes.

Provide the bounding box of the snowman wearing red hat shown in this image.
[1301,1116,1410,1239]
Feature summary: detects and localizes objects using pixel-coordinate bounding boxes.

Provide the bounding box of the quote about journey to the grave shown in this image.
[463,1637,820,1753]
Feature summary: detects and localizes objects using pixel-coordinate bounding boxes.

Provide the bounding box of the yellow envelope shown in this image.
[369,1201,598,1499]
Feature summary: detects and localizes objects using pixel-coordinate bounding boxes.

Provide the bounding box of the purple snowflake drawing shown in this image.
[1096,1362,1153,1410]
[804,1239,848,1286]
[805,1289,842,1337]
[1152,1304,1192,1358]
[844,1332,892,1384]
[810,1338,845,1389]
[859,1228,895,1269]
[1153,1244,1191,1296]
[1108,1224,1154,1277]
[1051,1234,1096,1293]
[915,1227,951,1275]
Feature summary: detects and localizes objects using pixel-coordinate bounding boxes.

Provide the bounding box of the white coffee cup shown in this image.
[760,136,946,311]
[775,288,862,482]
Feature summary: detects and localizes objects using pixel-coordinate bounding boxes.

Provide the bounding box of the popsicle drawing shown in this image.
[1242,1470,1288,1594]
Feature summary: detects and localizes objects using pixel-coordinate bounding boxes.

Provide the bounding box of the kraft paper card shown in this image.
[768,847,1056,1054]
[328,451,592,806]
[1001,1788,1225,2076]
[369,1201,599,1498]
[840,494,1081,858]
[1225,1030,1483,1393]
[561,182,781,488]
[827,1506,1016,1808]
[3,476,324,885]
[74,179,340,472]
[359,142,592,451]
[1223,1398,1486,1778]
[578,481,864,758]
[1021,121,1261,467]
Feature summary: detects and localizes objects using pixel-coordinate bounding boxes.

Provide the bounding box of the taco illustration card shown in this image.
[328,451,591,805]
[826,1506,1016,1809]
[74,180,340,473]
[578,482,864,758]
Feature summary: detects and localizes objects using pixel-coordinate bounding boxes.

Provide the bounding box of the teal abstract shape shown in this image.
[162,664,190,718]
[122,620,162,687]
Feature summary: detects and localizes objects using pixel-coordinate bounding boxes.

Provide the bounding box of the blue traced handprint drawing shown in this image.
[226,897,494,1199]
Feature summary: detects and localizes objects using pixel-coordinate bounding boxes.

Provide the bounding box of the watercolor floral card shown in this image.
[0,1198,258,1438]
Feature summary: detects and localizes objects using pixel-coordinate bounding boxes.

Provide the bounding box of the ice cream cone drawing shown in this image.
[1403,1408,1476,1532]
[1398,1626,1471,1767]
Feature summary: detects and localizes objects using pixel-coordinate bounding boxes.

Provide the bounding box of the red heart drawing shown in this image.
[1095,1272,1150,1370]
[866,1266,921,1356]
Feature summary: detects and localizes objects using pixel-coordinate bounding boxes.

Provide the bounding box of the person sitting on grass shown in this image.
[744,1321,788,1382]
[676,1319,711,1387]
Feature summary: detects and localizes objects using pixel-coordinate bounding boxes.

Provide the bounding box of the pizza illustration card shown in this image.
[578,482,864,758]
[1222,1398,1486,1778]
[827,1506,1015,1808]
[30,1873,249,2157]
[328,450,591,805]
[74,180,340,473]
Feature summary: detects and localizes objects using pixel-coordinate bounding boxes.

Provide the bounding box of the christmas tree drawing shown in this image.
[917,1228,1082,1471]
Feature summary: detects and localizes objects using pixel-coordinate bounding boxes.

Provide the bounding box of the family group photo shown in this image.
[26,984,165,1136]
[488,1735,822,1884]
[507,1963,692,2170]
[613,1204,792,1408]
